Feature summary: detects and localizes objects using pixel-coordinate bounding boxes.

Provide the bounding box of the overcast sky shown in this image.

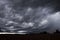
[0,0,60,34]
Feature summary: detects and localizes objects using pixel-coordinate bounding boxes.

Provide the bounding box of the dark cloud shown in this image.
[0,0,60,34]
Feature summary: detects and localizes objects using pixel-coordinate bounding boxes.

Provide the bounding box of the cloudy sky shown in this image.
[0,0,60,34]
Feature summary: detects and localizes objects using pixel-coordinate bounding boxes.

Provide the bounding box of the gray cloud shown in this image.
[0,0,60,34]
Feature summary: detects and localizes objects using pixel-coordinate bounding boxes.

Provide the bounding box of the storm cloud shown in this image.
[0,0,60,34]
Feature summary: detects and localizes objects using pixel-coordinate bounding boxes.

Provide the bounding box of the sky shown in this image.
[0,0,60,34]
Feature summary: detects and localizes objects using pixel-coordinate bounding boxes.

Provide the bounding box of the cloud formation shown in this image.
[0,0,60,34]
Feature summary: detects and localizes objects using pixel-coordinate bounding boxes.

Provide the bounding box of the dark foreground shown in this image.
[0,31,60,40]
